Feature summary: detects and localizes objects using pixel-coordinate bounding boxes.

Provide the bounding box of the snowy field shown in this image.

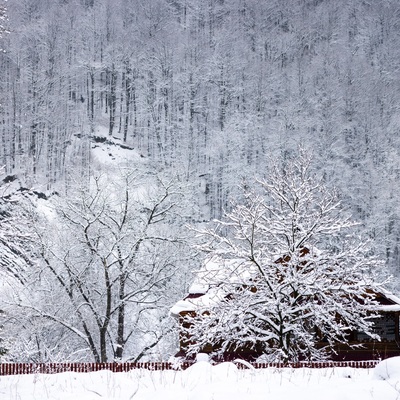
[1,358,400,400]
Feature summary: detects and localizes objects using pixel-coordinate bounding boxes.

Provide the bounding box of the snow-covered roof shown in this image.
[170,256,257,317]
[170,287,224,317]
[373,304,400,312]
[380,289,400,307]
[371,288,400,312]
[188,256,256,291]
[171,256,400,317]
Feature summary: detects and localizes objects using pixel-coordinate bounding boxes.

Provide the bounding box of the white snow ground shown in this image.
[1,358,400,400]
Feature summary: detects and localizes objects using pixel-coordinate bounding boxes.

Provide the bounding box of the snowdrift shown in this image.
[1,359,400,399]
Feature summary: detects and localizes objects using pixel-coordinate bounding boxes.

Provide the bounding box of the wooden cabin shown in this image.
[171,256,400,361]
[326,291,400,361]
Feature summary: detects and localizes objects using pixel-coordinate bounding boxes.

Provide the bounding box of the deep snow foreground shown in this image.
[1,359,400,400]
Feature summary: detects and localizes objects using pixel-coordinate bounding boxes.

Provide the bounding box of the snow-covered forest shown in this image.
[1,0,400,362]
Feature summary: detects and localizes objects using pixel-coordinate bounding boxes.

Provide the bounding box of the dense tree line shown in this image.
[0,1,399,217]
[1,1,398,262]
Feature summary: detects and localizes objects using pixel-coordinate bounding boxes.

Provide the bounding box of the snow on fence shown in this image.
[0,360,380,376]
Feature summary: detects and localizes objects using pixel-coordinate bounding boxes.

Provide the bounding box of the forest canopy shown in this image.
[0,0,399,361]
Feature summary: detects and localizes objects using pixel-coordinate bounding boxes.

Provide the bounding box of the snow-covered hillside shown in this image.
[3,0,400,271]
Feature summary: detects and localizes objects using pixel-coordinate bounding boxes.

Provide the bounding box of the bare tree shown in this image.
[10,168,190,362]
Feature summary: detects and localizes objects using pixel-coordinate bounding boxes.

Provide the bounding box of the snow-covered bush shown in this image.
[373,357,400,381]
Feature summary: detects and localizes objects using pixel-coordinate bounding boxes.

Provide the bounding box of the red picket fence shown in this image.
[0,360,380,376]
[251,360,379,369]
